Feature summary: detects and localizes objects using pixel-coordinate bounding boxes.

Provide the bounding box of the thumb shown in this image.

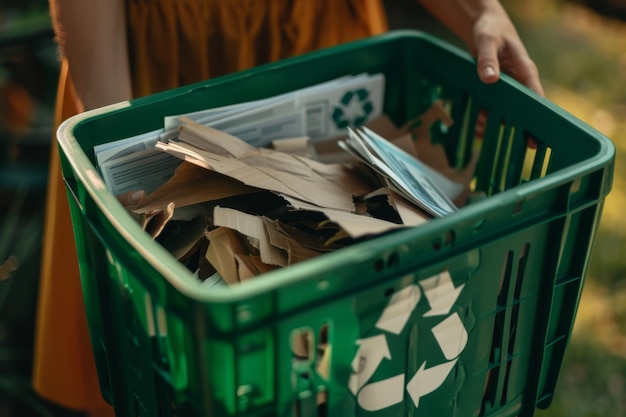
[117,190,146,207]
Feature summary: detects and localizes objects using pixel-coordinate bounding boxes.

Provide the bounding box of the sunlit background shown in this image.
[504,2,626,416]
[1,1,624,416]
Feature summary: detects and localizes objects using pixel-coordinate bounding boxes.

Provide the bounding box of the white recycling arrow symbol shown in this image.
[349,270,468,412]
[421,271,465,317]
[406,312,469,408]
[348,334,391,395]
[431,313,469,361]
[357,374,405,411]
[405,360,458,409]
[375,284,421,334]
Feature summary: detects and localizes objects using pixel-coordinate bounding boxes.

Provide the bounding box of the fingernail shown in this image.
[483,66,497,79]
[130,190,144,203]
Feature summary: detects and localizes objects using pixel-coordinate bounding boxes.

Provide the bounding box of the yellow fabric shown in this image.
[33,59,114,415]
[127,0,387,97]
[33,0,387,413]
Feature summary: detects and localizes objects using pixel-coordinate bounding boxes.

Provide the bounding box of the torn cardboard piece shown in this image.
[272,217,339,253]
[156,122,357,212]
[214,206,330,267]
[132,161,260,214]
[285,239,326,265]
[177,116,258,158]
[387,190,430,227]
[213,206,288,267]
[233,253,261,282]
[280,196,405,239]
[271,137,317,158]
[145,202,175,239]
[205,227,265,285]
[263,218,327,264]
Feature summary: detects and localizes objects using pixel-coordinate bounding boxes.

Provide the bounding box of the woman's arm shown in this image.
[49,0,132,111]
[418,0,544,96]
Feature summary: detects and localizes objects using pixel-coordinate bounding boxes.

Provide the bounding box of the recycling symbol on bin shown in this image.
[348,271,468,412]
[332,88,374,129]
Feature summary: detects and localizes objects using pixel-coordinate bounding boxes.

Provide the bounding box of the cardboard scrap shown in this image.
[205,227,259,285]
[279,195,405,239]
[388,190,430,227]
[213,206,288,267]
[317,343,331,380]
[272,218,338,253]
[132,161,259,214]
[285,239,327,265]
[156,120,357,212]
[233,253,260,282]
[291,330,313,360]
[178,116,257,158]
[145,202,175,239]
[271,137,317,158]
[260,218,325,264]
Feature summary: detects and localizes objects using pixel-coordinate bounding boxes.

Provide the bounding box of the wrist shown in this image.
[418,0,505,47]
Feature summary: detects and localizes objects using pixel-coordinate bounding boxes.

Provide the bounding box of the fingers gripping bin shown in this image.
[57,31,614,417]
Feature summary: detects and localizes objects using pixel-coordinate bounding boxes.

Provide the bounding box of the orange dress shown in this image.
[33,0,388,414]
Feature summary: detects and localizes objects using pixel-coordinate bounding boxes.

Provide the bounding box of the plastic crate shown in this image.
[57,31,614,417]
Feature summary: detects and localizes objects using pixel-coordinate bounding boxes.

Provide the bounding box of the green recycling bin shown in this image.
[56,31,614,417]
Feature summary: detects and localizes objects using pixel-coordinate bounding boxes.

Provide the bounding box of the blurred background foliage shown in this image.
[0,0,624,416]
[502,1,626,416]
[0,0,59,415]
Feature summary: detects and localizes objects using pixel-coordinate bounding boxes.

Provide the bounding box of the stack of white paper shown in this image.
[94,73,385,195]
[339,127,459,217]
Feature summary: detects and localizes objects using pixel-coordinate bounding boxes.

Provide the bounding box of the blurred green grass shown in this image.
[500,1,626,416]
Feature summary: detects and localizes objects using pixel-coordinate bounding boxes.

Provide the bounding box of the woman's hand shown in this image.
[419,0,545,96]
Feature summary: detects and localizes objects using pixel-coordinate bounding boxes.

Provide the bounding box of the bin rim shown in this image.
[56,29,616,304]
